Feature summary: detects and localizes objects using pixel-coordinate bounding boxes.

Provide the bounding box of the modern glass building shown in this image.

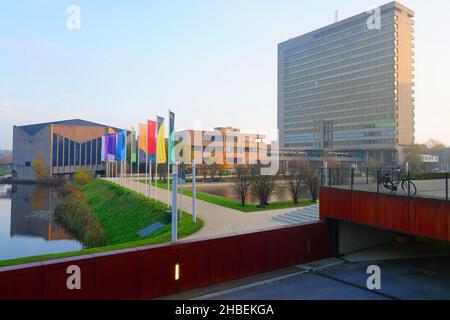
[278,1,415,165]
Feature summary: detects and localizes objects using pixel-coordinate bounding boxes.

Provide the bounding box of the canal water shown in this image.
[0,184,82,261]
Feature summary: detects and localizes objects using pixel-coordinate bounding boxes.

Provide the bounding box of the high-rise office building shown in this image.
[278,1,415,165]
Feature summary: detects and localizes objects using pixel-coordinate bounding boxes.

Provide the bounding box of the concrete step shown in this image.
[284,212,318,221]
[273,215,312,224]
[279,214,316,223]
[290,210,317,217]
[296,206,319,214]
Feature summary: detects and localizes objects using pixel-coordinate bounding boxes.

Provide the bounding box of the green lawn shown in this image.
[0,180,203,268]
[142,180,316,212]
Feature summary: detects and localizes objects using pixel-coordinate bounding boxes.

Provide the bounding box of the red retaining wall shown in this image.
[320,188,450,241]
[0,222,332,300]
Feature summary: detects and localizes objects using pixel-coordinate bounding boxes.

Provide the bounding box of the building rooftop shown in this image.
[16,119,120,136]
[279,1,414,48]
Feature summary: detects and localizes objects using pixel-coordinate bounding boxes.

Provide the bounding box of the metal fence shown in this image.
[321,167,450,201]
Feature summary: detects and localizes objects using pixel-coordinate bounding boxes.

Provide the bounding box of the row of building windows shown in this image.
[284,30,395,73]
[284,53,394,87]
[309,13,395,46]
[285,63,395,95]
[285,106,394,125]
[285,83,395,108]
[283,63,394,90]
[284,76,394,102]
[285,137,396,149]
[284,22,395,67]
[52,134,102,168]
[285,50,396,92]
[285,33,395,74]
[285,121,396,136]
[284,90,395,114]
[284,15,394,61]
[285,114,395,130]
[285,94,394,120]
[285,129,395,144]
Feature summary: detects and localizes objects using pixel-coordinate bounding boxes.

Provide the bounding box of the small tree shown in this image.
[250,166,276,208]
[304,166,321,202]
[209,162,218,180]
[284,162,307,204]
[405,144,424,171]
[230,165,252,206]
[217,164,227,181]
[32,153,49,182]
[200,162,208,180]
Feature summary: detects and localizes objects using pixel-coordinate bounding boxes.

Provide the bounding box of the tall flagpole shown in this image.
[146,120,149,198]
[167,110,171,208]
[130,127,133,190]
[137,129,140,187]
[155,116,159,203]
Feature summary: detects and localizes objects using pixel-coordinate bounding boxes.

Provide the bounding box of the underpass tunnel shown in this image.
[328,219,450,262]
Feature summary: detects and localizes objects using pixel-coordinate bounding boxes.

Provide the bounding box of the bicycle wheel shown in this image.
[380,181,397,194]
[401,180,417,196]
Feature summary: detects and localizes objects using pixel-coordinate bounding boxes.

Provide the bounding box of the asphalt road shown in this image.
[158,243,450,300]
[191,255,450,300]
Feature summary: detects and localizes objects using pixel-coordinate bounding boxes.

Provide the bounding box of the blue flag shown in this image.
[116,130,127,162]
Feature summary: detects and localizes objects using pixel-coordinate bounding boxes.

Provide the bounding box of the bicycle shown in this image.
[377,169,417,196]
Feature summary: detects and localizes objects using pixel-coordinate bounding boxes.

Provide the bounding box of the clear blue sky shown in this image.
[1,0,449,149]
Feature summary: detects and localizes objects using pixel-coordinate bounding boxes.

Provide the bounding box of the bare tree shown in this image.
[250,166,276,208]
[304,166,321,202]
[209,162,218,180]
[284,162,307,204]
[230,165,252,206]
[200,162,208,180]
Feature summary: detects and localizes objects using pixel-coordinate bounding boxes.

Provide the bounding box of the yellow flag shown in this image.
[156,117,167,164]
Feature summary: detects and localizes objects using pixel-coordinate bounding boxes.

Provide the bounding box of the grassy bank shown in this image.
[0,180,203,267]
[143,180,316,212]
[82,180,202,244]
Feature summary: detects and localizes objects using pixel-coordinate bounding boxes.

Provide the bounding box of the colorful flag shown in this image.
[168,111,175,165]
[148,120,156,155]
[139,123,147,154]
[156,116,167,164]
[116,130,127,162]
[101,136,106,162]
[131,126,137,163]
[106,133,116,161]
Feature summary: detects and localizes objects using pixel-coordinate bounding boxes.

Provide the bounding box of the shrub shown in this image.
[73,171,94,185]
[55,185,106,248]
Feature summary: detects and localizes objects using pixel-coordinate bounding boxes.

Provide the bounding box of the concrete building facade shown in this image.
[278,1,415,165]
[176,127,269,168]
[12,119,121,181]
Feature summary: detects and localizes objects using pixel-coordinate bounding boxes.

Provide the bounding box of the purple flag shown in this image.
[106,133,117,161]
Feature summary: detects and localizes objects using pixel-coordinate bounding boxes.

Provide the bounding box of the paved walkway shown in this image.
[107,178,297,240]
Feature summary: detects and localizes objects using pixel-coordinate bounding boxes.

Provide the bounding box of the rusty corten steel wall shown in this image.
[0,222,332,300]
[320,188,450,241]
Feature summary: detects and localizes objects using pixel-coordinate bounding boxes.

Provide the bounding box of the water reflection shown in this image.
[0,184,82,261]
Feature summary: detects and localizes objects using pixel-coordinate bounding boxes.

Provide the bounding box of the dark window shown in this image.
[25,161,31,167]
[64,138,69,166]
[58,138,63,166]
[86,141,91,165]
[92,139,97,165]
[52,134,58,167]
[75,143,80,166]
[70,141,75,166]
[81,143,86,165]
[97,138,102,164]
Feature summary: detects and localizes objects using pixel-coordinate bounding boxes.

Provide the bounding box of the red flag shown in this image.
[147,120,156,155]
